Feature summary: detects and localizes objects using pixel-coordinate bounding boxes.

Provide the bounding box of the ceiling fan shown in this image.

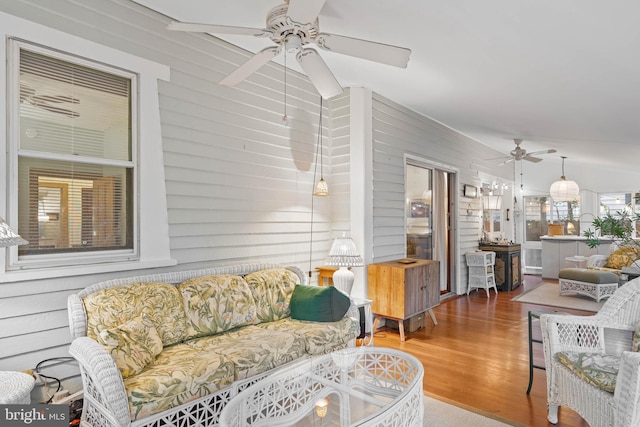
[20,84,80,118]
[489,139,557,166]
[167,0,411,99]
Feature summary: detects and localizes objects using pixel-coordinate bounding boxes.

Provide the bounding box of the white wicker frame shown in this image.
[559,277,618,302]
[541,278,640,427]
[67,263,359,427]
[465,251,497,297]
[220,347,424,427]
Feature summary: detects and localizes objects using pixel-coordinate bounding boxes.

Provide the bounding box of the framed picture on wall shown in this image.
[464,184,478,198]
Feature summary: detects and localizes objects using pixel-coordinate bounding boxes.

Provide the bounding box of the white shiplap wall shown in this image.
[370,93,513,293]
[0,0,331,400]
[0,0,516,402]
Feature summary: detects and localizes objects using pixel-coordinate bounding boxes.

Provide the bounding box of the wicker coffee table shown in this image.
[220,347,424,426]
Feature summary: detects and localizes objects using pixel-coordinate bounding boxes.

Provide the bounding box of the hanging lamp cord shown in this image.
[309,96,324,277]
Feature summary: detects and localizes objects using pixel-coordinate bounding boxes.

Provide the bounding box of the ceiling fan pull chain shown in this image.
[282,51,288,126]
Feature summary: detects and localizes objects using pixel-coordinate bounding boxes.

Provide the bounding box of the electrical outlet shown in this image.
[53,390,83,405]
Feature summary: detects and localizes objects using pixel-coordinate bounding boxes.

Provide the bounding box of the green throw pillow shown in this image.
[289,285,350,322]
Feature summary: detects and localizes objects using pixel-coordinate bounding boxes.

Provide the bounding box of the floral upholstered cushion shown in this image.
[83,282,187,346]
[244,268,299,323]
[97,317,163,379]
[257,317,359,355]
[123,344,235,421]
[557,351,620,393]
[185,325,306,380]
[178,274,257,339]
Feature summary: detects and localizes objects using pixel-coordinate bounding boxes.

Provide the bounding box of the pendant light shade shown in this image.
[550,156,579,202]
[314,178,329,196]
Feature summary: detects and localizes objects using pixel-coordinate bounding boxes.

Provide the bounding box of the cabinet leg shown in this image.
[427,309,438,326]
[398,321,406,342]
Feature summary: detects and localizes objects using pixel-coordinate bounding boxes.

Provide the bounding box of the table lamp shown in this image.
[327,233,363,295]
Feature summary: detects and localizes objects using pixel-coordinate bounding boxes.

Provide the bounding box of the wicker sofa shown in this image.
[67,263,360,427]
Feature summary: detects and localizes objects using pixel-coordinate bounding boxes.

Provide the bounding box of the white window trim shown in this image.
[0,12,176,282]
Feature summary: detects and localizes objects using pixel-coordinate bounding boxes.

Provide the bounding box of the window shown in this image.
[524,196,581,241]
[599,192,640,238]
[10,42,135,268]
[2,13,172,281]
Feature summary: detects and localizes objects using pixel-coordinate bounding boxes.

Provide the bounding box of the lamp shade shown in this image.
[550,156,579,202]
[482,195,502,210]
[327,233,363,267]
[313,178,329,196]
[326,233,363,296]
[0,216,28,247]
[549,177,580,202]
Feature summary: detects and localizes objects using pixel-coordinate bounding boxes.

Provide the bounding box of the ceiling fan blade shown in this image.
[498,158,515,166]
[167,21,270,37]
[316,33,411,68]
[219,46,281,86]
[524,156,543,163]
[527,148,557,156]
[296,48,343,99]
[286,0,327,24]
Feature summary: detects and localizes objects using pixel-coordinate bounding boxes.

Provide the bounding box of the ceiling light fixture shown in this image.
[549,156,579,202]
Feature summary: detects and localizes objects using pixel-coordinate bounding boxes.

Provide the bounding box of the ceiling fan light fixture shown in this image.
[550,156,579,202]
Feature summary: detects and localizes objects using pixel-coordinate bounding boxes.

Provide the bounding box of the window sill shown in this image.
[0,258,177,283]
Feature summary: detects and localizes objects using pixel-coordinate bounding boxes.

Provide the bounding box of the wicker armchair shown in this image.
[540,278,640,426]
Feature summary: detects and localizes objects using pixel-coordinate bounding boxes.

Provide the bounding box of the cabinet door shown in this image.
[404,265,426,318]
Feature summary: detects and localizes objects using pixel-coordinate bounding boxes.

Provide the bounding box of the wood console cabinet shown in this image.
[479,244,521,291]
[367,259,440,342]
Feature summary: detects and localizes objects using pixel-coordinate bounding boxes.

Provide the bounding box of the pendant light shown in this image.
[549,156,579,202]
[313,97,329,196]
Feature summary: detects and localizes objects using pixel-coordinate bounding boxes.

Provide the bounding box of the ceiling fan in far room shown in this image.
[20,84,80,118]
[488,139,557,166]
[167,0,412,99]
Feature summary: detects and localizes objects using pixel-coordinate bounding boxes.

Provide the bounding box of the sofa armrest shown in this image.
[614,351,640,426]
[69,337,131,427]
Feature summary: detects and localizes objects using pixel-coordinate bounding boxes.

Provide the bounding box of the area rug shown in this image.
[511,282,604,312]
[423,394,522,426]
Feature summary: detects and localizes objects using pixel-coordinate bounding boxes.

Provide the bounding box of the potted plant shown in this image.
[584,209,640,273]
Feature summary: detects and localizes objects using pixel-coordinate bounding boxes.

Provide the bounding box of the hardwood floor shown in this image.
[372,274,591,427]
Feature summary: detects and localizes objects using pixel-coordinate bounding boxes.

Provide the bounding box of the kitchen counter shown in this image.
[541,236,612,279]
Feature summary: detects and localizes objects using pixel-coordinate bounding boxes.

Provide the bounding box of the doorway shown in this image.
[405,159,457,293]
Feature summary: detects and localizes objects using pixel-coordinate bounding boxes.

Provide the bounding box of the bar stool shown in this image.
[465,251,498,297]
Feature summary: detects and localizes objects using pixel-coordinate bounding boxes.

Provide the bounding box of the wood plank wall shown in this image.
[370,93,513,290]
[1,0,514,402]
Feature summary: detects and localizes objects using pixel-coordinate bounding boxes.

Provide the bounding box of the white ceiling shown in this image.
[133,0,640,172]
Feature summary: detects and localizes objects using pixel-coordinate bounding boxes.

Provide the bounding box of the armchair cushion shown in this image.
[97,316,163,379]
[557,351,619,393]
